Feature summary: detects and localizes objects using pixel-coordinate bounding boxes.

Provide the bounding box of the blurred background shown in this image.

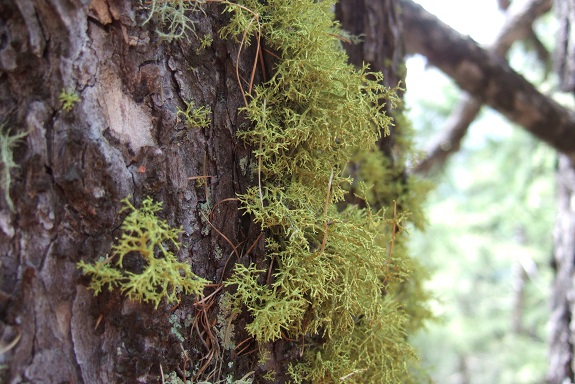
[405,1,569,382]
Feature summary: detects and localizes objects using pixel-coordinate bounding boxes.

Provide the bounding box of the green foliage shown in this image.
[177,100,212,129]
[0,124,27,213]
[410,119,554,383]
[59,89,80,112]
[78,197,209,309]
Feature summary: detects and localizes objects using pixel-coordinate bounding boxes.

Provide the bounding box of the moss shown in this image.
[78,196,209,309]
[0,124,27,213]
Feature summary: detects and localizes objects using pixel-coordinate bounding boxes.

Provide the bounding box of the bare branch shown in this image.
[492,0,552,57]
[412,95,482,175]
[411,0,552,175]
[401,0,575,162]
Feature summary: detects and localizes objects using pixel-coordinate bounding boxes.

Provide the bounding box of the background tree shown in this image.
[401,0,575,383]
[548,0,575,381]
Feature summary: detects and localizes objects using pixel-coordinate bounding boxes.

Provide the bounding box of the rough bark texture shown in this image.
[0,0,266,382]
[401,0,575,160]
[412,0,552,175]
[335,0,402,89]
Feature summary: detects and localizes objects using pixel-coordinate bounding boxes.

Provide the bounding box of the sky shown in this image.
[413,0,505,45]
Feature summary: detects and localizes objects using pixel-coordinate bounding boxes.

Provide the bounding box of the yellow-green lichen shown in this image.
[197,34,214,54]
[217,0,429,382]
[0,124,27,213]
[177,100,212,129]
[78,196,209,309]
[142,0,432,381]
[59,89,80,112]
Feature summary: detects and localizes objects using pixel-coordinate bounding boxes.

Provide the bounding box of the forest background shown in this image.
[408,1,562,383]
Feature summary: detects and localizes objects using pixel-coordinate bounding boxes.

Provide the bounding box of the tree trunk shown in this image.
[0,0,263,382]
[336,0,403,159]
[549,156,575,383]
[549,0,575,382]
[0,0,425,383]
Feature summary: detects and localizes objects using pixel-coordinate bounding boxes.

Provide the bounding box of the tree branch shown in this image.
[401,0,575,161]
[413,95,482,175]
[411,0,553,175]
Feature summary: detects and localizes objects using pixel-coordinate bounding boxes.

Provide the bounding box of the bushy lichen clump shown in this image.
[78,197,209,309]
[0,124,27,213]
[217,0,428,382]
[143,0,206,41]
[130,0,431,381]
[177,100,212,129]
[59,89,80,112]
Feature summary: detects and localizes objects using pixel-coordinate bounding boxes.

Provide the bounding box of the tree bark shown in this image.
[401,0,575,160]
[0,0,264,382]
[336,0,409,206]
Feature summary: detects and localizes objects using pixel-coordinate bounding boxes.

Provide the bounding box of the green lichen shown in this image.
[59,89,80,112]
[238,157,249,176]
[170,374,253,384]
[224,263,307,342]
[0,124,27,213]
[198,201,213,235]
[215,292,240,351]
[177,100,212,129]
[143,0,432,381]
[197,34,214,54]
[142,0,205,41]
[78,196,209,309]
[217,0,429,382]
[169,312,194,343]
